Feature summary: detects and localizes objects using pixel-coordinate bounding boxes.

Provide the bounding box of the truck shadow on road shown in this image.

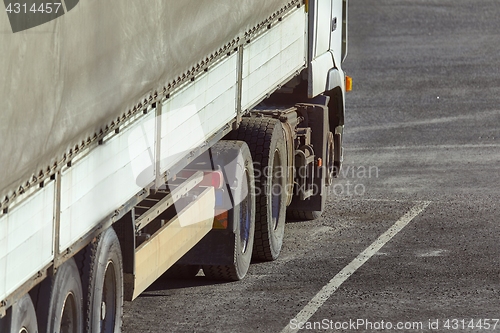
[139,276,230,295]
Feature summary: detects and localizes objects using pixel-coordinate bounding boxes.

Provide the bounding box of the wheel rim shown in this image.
[100,260,117,332]
[271,150,282,230]
[239,169,251,254]
[19,328,28,333]
[60,292,78,333]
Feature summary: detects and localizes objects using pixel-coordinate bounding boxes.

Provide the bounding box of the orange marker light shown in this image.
[345,76,353,92]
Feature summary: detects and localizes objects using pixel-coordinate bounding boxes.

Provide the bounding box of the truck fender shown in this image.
[326,68,346,93]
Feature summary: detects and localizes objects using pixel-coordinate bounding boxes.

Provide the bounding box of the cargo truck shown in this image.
[0,0,350,332]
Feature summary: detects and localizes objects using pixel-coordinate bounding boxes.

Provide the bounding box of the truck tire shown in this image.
[227,118,287,261]
[202,141,255,281]
[10,294,38,333]
[80,227,124,333]
[35,258,84,333]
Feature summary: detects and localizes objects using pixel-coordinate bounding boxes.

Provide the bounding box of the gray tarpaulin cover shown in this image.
[0,0,293,202]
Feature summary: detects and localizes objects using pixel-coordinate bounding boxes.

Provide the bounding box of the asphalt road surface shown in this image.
[123,1,500,332]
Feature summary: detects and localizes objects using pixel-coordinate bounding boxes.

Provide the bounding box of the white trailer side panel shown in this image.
[160,53,238,172]
[0,182,55,301]
[59,112,155,252]
[241,8,306,110]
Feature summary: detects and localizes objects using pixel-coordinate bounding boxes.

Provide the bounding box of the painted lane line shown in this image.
[281,201,431,333]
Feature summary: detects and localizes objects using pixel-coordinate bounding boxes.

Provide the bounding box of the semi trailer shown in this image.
[0,0,350,332]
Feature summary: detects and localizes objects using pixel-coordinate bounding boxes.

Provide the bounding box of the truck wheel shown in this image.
[202,141,255,281]
[227,118,287,261]
[80,227,124,333]
[35,258,83,333]
[10,294,38,333]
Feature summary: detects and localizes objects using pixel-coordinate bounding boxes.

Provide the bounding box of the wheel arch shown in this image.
[325,69,346,132]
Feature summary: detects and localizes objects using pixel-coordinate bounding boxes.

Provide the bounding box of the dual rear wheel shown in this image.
[29,227,123,333]
[200,118,289,281]
[226,118,288,261]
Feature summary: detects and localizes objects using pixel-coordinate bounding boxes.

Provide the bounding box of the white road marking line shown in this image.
[281,201,431,333]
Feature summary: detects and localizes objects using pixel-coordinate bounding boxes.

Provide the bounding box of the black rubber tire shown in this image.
[162,264,200,279]
[202,141,255,281]
[79,227,124,333]
[227,118,287,261]
[10,294,38,333]
[35,258,84,333]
